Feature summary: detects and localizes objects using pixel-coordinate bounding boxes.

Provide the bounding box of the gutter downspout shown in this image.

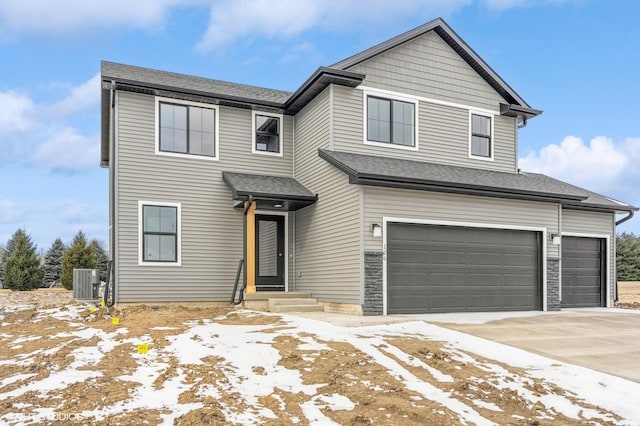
[615,210,634,226]
[104,80,117,308]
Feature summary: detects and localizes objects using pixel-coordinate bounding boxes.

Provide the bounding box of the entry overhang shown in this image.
[222,171,317,211]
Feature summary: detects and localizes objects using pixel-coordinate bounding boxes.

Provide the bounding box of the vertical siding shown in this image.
[561,209,615,300]
[115,91,294,302]
[363,187,559,259]
[346,31,505,110]
[332,85,516,173]
[293,88,361,303]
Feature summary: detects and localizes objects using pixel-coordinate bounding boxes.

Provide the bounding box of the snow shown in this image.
[1,307,639,426]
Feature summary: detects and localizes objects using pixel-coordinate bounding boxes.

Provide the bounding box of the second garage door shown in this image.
[561,236,605,308]
[387,223,542,314]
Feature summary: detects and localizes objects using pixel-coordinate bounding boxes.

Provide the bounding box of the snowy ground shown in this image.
[0,293,639,425]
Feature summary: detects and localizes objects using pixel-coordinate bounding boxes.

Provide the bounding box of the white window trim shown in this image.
[252,111,284,157]
[468,110,495,161]
[363,88,419,152]
[381,216,548,315]
[155,96,220,161]
[138,200,182,266]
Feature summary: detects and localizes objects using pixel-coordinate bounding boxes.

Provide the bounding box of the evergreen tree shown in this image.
[90,239,109,282]
[43,238,66,287]
[617,232,640,281]
[0,229,27,284]
[3,229,43,291]
[61,231,97,291]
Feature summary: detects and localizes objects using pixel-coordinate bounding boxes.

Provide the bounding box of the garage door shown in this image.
[561,237,605,308]
[387,223,541,314]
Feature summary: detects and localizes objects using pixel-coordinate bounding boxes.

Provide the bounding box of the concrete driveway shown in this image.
[426,308,640,383]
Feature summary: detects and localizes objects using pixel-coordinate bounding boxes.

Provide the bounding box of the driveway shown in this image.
[425,308,640,383]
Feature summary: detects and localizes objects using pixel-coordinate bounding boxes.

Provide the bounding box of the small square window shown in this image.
[253,113,282,155]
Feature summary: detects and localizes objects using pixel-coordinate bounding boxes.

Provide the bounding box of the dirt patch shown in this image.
[617,281,640,309]
[0,291,631,425]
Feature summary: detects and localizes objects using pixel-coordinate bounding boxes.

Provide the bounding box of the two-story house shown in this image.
[100,18,636,315]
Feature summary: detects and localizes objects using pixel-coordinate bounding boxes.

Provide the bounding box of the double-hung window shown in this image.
[367,95,415,148]
[252,112,282,156]
[139,202,180,265]
[470,113,492,158]
[158,99,217,159]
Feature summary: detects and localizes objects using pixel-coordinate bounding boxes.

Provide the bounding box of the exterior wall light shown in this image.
[372,223,382,238]
[550,233,561,245]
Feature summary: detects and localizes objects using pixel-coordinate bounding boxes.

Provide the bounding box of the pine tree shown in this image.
[90,239,109,282]
[43,238,66,287]
[617,232,640,281]
[0,228,27,284]
[61,231,97,291]
[3,229,44,291]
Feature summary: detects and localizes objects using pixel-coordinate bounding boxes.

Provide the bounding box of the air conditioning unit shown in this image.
[73,269,99,300]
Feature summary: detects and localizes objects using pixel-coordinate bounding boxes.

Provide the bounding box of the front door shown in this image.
[255,215,285,291]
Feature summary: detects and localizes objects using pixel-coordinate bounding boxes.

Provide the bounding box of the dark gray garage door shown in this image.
[387,223,541,314]
[561,236,605,308]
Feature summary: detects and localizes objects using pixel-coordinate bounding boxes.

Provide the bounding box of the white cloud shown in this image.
[0,0,203,40]
[47,73,101,118]
[519,135,640,206]
[32,128,100,172]
[0,90,35,133]
[196,0,470,52]
[0,198,26,224]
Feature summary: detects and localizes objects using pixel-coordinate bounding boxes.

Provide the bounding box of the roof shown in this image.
[222,172,317,211]
[319,149,637,213]
[332,17,537,113]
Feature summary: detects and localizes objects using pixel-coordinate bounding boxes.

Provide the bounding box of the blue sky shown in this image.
[1,0,639,251]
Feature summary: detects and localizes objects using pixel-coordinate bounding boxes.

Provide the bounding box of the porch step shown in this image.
[244,291,312,301]
[268,297,324,313]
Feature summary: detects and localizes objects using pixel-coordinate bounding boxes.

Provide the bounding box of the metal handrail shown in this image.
[230,259,245,305]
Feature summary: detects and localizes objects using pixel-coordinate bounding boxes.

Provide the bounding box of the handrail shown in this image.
[230,259,245,305]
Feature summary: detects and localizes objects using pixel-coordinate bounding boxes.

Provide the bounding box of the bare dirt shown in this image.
[0,290,627,425]
[617,281,640,309]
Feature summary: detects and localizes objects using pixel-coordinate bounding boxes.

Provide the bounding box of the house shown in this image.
[100,18,636,315]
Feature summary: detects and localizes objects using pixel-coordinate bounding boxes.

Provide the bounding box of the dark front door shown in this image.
[255,215,285,291]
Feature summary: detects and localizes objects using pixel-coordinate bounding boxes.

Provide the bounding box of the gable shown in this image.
[344,30,505,111]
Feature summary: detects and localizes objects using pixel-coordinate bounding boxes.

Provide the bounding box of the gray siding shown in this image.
[345,31,505,110]
[363,187,559,259]
[332,85,517,173]
[115,91,294,302]
[561,209,615,301]
[293,88,361,303]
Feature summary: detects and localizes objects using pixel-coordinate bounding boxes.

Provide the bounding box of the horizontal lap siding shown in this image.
[294,88,361,303]
[345,31,505,111]
[116,92,293,302]
[363,187,559,258]
[332,86,516,173]
[561,209,615,300]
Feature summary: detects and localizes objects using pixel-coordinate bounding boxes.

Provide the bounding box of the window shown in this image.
[157,98,218,159]
[252,112,282,156]
[470,113,492,158]
[367,96,415,147]
[139,202,181,265]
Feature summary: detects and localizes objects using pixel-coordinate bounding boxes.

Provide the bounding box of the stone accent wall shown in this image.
[547,258,561,311]
[363,251,383,315]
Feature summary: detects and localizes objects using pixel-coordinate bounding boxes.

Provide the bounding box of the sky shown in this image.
[0,0,639,250]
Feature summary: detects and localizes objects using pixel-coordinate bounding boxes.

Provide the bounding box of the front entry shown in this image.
[255,215,285,291]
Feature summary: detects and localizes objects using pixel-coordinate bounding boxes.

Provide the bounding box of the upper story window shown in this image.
[139,201,181,265]
[470,113,493,159]
[365,94,417,150]
[252,111,283,156]
[156,97,219,160]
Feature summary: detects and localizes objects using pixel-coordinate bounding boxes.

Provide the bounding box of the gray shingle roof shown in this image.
[222,172,317,211]
[102,61,291,105]
[319,149,636,212]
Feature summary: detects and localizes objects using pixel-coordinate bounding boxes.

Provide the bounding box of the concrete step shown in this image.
[269,298,318,306]
[244,291,312,301]
[271,303,325,313]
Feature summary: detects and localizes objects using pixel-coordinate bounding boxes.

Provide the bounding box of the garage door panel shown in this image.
[561,236,604,308]
[387,223,541,314]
